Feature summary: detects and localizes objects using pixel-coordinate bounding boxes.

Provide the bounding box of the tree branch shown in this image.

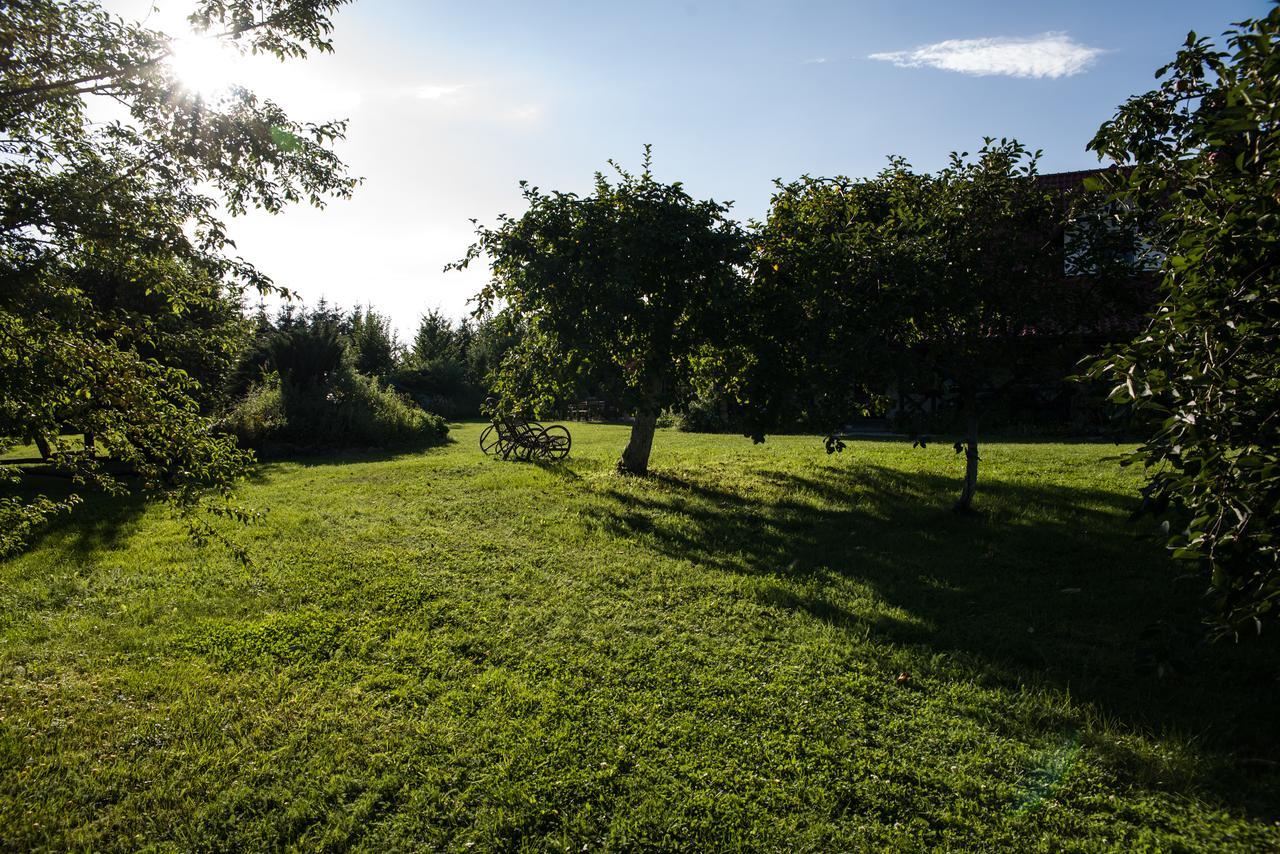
[0,54,169,105]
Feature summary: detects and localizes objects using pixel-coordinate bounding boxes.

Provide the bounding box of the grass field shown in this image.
[2,422,1278,850]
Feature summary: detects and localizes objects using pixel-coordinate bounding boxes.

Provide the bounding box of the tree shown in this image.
[464,311,522,388]
[745,140,1069,511]
[269,319,346,389]
[72,253,253,413]
[454,148,750,474]
[734,174,902,446]
[412,307,462,363]
[0,0,356,556]
[348,304,400,378]
[1086,7,1280,636]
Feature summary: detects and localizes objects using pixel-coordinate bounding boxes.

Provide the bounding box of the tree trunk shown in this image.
[954,390,980,513]
[618,410,658,475]
[33,434,51,460]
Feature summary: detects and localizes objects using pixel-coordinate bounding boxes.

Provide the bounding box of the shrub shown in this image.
[388,357,484,419]
[675,395,737,433]
[221,375,287,446]
[225,369,448,452]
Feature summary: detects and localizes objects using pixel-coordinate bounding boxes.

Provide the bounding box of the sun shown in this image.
[167,35,239,98]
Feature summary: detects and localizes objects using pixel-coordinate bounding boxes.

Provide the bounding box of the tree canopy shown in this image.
[412,308,466,364]
[348,305,401,379]
[455,148,750,474]
[1086,7,1280,636]
[743,140,1068,510]
[0,0,356,555]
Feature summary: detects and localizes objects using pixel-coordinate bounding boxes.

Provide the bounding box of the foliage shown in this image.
[223,313,445,450]
[223,368,447,451]
[744,140,1070,509]
[347,305,401,379]
[673,393,737,433]
[455,147,750,474]
[411,307,465,363]
[1086,7,1280,636]
[736,176,897,440]
[286,369,447,449]
[463,311,523,391]
[218,373,286,443]
[268,320,346,388]
[0,0,356,555]
[231,300,405,401]
[226,302,279,400]
[2,424,1278,848]
[71,255,253,413]
[388,357,479,419]
[389,310,514,417]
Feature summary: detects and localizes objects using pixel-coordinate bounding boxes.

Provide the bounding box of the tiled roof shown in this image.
[1035,167,1122,192]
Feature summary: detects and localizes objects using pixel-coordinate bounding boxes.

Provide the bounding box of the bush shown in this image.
[221,376,287,445]
[675,395,737,433]
[388,357,484,419]
[224,369,448,452]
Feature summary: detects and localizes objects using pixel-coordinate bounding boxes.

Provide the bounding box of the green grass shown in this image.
[2,422,1278,851]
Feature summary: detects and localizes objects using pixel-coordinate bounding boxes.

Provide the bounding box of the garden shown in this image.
[2,0,1279,849]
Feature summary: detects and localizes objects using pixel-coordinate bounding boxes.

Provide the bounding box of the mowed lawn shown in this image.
[2,423,1278,851]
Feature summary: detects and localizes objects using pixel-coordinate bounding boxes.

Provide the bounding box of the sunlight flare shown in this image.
[167,34,241,97]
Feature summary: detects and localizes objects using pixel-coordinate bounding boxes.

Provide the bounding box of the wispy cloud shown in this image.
[802,57,829,65]
[869,32,1103,79]
[509,103,544,123]
[415,83,467,100]
[398,81,548,127]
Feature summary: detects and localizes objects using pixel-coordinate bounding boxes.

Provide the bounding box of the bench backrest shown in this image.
[494,415,542,443]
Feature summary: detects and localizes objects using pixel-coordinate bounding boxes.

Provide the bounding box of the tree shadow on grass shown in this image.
[1,473,151,562]
[248,433,457,474]
[580,462,1280,816]
[531,460,583,480]
[810,430,1139,447]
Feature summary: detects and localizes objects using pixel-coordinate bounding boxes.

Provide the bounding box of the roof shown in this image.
[1034,167,1123,192]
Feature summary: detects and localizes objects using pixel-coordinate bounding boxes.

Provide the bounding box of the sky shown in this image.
[108,0,1269,337]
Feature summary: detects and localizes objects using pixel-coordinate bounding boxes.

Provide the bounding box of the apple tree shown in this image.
[743,140,1069,511]
[454,148,749,474]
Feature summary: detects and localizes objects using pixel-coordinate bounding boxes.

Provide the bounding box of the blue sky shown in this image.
[116,0,1270,334]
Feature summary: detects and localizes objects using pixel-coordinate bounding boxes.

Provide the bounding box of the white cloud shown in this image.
[803,57,829,65]
[869,32,1103,79]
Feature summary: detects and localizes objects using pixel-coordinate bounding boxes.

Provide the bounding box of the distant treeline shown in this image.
[227,300,521,420]
[202,300,528,454]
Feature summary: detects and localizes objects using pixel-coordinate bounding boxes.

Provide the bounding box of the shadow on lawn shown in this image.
[249,433,457,474]
[2,473,151,561]
[4,435,457,558]
[582,461,1280,814]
